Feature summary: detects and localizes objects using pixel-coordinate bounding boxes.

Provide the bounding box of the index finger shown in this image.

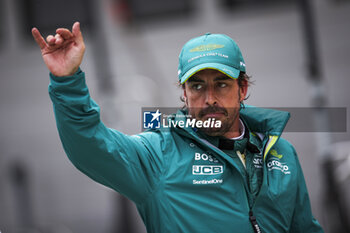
[31,27,47,50]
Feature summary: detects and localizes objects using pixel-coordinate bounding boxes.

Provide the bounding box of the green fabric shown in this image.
[196,129,262,209]
[178,33,246,83]
[48,69,324,233]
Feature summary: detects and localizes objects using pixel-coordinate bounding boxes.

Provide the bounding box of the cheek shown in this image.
[219,92,240,107]
[226,105,240,117]
[186,96,204,116]
[187,98,197,109]
[186,92,204,107]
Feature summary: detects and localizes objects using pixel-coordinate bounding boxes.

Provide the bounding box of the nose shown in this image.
[205,87,217,106]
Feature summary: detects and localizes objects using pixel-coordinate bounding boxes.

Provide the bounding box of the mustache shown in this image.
[197,106,228,118]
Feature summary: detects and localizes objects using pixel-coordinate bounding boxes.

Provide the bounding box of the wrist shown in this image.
[50,67,82,78]
[67,66,81,76]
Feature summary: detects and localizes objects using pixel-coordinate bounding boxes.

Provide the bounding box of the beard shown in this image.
[190,106,240,137]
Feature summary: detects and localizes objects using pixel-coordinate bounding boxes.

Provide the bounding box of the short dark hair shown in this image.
[237,72,251,89]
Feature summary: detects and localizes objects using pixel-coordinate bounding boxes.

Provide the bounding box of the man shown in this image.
[32,22,324,233]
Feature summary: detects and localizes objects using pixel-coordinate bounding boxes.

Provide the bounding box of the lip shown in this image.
[204,112,225,118]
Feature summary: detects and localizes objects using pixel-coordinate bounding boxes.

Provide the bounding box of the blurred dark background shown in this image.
[1,0,350,232]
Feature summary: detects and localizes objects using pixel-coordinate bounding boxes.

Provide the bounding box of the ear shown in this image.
[183,82,188,98]
[183,84,189,107]
[239,79,248,102]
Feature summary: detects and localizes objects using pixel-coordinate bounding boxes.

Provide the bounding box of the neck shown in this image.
[223,118,242,138]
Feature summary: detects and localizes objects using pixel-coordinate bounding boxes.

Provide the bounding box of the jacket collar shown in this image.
[239,106,290,138]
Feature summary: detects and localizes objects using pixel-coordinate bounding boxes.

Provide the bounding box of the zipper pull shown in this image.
[249,211,262,233]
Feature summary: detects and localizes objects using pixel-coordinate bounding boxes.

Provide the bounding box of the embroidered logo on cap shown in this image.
[190,44,225,52]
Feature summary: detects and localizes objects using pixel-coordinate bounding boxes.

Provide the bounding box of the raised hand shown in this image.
[32,22,85,77]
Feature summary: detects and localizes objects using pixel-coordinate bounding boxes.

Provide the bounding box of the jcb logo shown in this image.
[192,165,223,175]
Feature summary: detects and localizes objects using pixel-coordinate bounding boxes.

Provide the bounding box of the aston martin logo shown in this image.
[190,44,225,52]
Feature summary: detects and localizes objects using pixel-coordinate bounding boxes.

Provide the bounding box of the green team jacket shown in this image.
[49,69,324,233]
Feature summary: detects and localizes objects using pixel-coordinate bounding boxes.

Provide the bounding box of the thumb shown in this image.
[72,22,83,43]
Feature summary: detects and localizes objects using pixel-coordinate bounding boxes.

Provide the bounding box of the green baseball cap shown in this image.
[178,33,246,84]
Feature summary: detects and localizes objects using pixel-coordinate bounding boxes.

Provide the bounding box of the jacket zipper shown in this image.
[245,169,262,233]
[247,135,278,233]
[249,211,262,233]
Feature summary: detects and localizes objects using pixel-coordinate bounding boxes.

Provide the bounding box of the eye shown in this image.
[218,82,227,88]
[192,84,203,90]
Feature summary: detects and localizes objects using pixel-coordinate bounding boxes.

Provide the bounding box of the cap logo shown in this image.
[189,44,224,52]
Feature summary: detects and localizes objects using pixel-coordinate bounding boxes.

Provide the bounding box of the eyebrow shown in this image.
[187,76,205,83]
[188,74,232,83]
[214,76,232,81]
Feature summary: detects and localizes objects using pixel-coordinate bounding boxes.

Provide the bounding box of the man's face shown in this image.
[183,69,247,138]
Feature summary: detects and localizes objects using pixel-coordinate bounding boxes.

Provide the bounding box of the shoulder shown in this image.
[132,129,177,152]
[266,137,299,166]
[273,137,297,156]
[269,137,302,173]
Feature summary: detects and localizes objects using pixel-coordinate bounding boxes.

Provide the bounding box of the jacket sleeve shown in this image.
[289,147,324,233]
[48,69,164,204]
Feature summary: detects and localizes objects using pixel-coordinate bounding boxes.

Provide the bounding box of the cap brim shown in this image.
[180,63,240,84]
